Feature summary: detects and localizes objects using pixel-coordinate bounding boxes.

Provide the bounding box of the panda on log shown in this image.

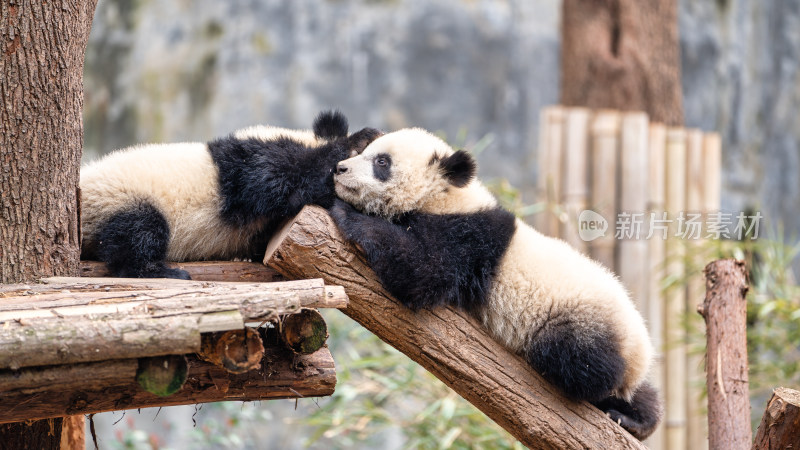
[330,127,663,440]
[80,111,381,279]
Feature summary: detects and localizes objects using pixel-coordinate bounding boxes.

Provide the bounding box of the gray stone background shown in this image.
[83,0,800,446]
[84,0,800,245]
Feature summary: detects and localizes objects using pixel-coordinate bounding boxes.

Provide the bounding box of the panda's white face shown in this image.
[334,128,497,218]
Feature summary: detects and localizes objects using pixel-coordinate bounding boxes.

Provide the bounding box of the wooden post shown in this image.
[752,387,800,450]
[561,107,591,251]
[537,106,566,238]
[646,122,667,450]
[617,112,650,315]
[664,127,688,449]
[265,205,647,450]
[698,259,751,450]
[589,110,621,269]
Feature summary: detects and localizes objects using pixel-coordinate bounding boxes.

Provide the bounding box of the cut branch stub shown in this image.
[198,328,265,374]
[280,308,328,354]
[136,355,189,397]
[752,387,800,450]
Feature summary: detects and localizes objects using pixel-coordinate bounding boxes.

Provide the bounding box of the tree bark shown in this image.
[265,206,646,449]
[561,0,683,126]
[698,259,751,450]
[0,336,336,424]
[0,277,347,369]
[752,387,800,450]
[1,0,97,446]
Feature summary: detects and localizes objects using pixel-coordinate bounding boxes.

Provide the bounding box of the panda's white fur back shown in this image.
[485,219,653,400]
[81,142,259,261]
[80,125,330,262]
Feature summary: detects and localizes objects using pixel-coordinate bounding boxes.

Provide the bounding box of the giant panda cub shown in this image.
[330,128,662,440]
[81,111,381,279]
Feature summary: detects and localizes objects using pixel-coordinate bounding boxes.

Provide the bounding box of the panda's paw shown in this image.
[329,199,359,233]
[163,267,192,280]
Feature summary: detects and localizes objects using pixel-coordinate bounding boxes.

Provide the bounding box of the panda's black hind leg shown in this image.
[97,202,191,280]
[591,380,663,440]
[524,319,625,402]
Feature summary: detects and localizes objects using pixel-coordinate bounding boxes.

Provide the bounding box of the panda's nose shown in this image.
[335,163,348,175]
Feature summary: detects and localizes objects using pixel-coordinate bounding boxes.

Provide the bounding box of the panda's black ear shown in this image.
[439,150,476,187]
[313,110,349,140]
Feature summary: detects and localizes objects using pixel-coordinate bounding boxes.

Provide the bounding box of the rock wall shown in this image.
[84,0,800,242]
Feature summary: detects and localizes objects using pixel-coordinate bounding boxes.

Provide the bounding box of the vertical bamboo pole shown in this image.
[664,127,688,450]
[561,108,591,252]
[702,134,722,215]
[537,107,566,238]
[645,122,667,450]
[617,112,650,314]
[589,110,620,270]
[685,129,709,450]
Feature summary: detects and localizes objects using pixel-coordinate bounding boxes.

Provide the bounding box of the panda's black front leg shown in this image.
[329,200,439,310]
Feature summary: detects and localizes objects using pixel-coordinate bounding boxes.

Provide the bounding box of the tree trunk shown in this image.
[698,259,752,450]
[561,0,683,126]
[0,0,97,446]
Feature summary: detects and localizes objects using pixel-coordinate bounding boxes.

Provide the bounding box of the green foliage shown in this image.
[300,311,524,449]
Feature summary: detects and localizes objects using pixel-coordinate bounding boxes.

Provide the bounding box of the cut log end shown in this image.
[198,328,265,374]
[753,387,800,450]
[136,355,188,397]
[280,309,328,355]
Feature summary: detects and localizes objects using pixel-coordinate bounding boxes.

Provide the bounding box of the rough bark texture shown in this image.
[752,387,800,450]
[698,259,751,450]
[0,277,347,369]
[80,260,284,282]
[0,333,336,424]
[198,328,265,373]
[265,205,646,450]
[561,0,683,126]
[1,0,97,445]
[280,308,329,355]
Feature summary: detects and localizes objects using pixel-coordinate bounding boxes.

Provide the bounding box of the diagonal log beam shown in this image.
[264,205,646,449]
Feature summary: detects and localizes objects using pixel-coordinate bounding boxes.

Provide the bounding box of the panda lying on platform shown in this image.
[80,111,381,279]
[330,128,663,440]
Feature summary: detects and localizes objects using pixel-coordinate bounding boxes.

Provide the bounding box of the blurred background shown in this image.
[82,0,800,448]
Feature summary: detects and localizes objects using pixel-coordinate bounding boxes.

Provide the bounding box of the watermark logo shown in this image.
[578,209,608,242]
[575,210,763,241]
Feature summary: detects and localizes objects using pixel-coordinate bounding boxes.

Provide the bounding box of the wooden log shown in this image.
[589,110,620,269]
[0,278,347,369]
[80,260,284,282]
[0,333,336,424]
[561,107,591,251]
[264,205,647,450]
[752,387,800,450]
[280,308,329,355]
[646,122,667,450]
[664,127,688,449]
[698,259,751,450]
[136,355,189,397]
[198,328,265,374]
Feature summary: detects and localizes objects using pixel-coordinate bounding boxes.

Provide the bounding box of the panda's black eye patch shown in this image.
[373,153,392,182]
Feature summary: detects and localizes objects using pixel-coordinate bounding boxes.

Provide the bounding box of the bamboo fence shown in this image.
[536,106,722,450]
